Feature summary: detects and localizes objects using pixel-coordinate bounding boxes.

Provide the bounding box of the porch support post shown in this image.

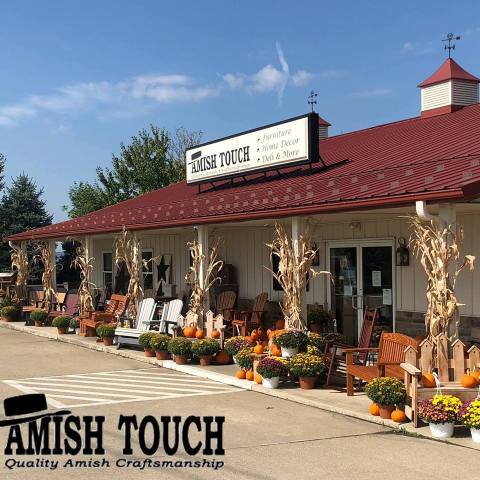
[197,225,210,315]
[48,239,57,291]
[291,216,308,326]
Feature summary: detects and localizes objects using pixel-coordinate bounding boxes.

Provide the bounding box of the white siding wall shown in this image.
[421,81,451,111]
[89,212,480,316]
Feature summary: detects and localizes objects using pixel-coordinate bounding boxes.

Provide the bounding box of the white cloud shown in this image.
[351,88,392,99]
[401,40,434,56]
[292,70,313,86]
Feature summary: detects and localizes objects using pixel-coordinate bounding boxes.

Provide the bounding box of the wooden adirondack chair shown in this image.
[79,294,128,337]
[22,290,45,315]
[158,299,184,335]
[344,332,418,396]
[114,298,158,349]
[324,308,378,387]
[48,291,80,318]
[232,292,268,336]
[214,291,236,323]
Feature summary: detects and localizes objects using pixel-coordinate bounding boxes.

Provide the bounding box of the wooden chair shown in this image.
[232,292,268,336]
[22,290,45,316]
[344,332,418,396]
[214,291,236,323]
[48,291,80,318]
[324,308,378,387]
[115,298,158,349]
[79,294,128,337]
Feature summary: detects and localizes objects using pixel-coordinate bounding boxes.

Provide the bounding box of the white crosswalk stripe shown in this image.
[4,368,239,408]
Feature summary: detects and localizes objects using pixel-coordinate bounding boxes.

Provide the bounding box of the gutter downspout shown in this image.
[415,200,439,223]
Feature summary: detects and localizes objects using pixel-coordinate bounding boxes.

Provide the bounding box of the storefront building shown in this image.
[8,58,480,344]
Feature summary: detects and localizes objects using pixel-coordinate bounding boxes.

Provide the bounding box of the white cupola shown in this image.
[318,115,331,140]
[418,58,480,118]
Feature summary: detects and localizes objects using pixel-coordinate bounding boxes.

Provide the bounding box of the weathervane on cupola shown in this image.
[307,90,317,113]
[442,32,461,58]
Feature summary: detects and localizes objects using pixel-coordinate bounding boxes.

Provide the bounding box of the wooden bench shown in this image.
[79,294,128,337]
[344,332,418,396]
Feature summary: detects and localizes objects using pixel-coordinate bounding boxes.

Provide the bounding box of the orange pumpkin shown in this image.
[211,329,221,339]
[215,349,231,365]
[245,336,254,344]
[254,373,263,384]
[391,409,406,423]
[421,373,436,388]
[471,371,480,381]
[183,325,197,338]
[253,344,265,355]
[251,331,259,341]
[270,344,282,357]
[461,373,478,389]
[245,370,255,381]
[369,403,380,416]
[236,370,246,380]
[195,329,205,339]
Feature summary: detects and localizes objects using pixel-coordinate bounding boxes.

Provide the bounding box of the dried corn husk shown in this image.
[32,242,56,311]
[71,240,95,316]
[9,241,28,302]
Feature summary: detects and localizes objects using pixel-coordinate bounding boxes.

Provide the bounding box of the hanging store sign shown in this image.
[186,113,319,184]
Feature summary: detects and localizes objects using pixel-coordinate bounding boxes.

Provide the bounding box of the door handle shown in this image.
[352,294,363,310]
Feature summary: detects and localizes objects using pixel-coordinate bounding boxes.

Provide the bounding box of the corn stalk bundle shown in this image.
[115,227,143,320]
[71,241,95,316]
[185,238,223,325]
[32,242,56,311]
[266,222,331,330]
[9,241,29,302]
[408,216,475,356]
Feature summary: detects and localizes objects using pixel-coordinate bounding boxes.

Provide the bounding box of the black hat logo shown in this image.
[188,150,201,165]
[0,394,71,427]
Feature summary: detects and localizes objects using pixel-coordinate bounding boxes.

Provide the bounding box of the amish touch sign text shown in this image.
[186,113,319,184]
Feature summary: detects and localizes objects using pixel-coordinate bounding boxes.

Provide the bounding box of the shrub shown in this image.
[365,377,406,407]
[306,344,322,356]
[272,329,308,349]
[225,336,252,356]
[417,395,462,424]
[168,337,192,356]
[191,338,221,357]
[52,315,71,329]
[289,353,325,377]
[307,305,333,326]
[307,332,325,352]
[257,357,288,379]
[0,296,13,308]
[459,399,480,429]
[1,305,21,321]
[234,347,254,370]
[321,332,346,345]
[150,333,171,352]
[30,308,48,324]
[96,323,116,339]
[138,332,158,349]
[69,317,79,330]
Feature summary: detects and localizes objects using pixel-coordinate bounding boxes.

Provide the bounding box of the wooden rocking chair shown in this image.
[231,292,268,336]
[79,294,128,337]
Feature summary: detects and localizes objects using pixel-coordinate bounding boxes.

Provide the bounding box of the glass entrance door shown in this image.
[328,242,394,344]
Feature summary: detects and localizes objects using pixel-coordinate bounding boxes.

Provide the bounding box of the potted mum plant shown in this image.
[289,353,325,389]
[1,305,21,322]
[192,338,221,366]
[96,323,116,346]
[256,356,288,389]
[225,336,252,363]
[150,333,171,360]
[52,315,71,335]
[234,347,254,378]
[168,337,192,365]
[272,329,308,358]
[139,332,158,357]
[459,399,480,443]
[418,394,462,438]
[365,377,406,419]
[30,308,48,327]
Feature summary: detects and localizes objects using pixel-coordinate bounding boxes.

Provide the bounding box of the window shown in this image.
[102,251,113,298]
[142,250,154,291]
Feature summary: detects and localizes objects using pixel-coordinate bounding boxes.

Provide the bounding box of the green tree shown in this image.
[65,126,201,218]
[0,173,52,270]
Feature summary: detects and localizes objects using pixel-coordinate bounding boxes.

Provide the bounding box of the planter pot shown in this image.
[262,376,280,389]
[471,428,480,443]
[299,376,317,389]
[57,327,67,335]
[4,316,12,323]
[174,355,188,365]
[34,320,43,327]
[281,346,299,358]
[103,337,114,346]
[144,348,155,358]
[429,422,454,439]
[199,355,212,366]
[75,328,80,335]
[155,350,169,360]
[378,404,395,419]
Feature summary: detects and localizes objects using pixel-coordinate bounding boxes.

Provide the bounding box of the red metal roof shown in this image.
[8,102,480,241]
[418,58,480,87]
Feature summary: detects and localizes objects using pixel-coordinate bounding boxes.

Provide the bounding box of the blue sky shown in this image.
[1,1,480,221]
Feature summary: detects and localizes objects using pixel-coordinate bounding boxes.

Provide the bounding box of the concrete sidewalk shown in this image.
[1,320,479,451]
